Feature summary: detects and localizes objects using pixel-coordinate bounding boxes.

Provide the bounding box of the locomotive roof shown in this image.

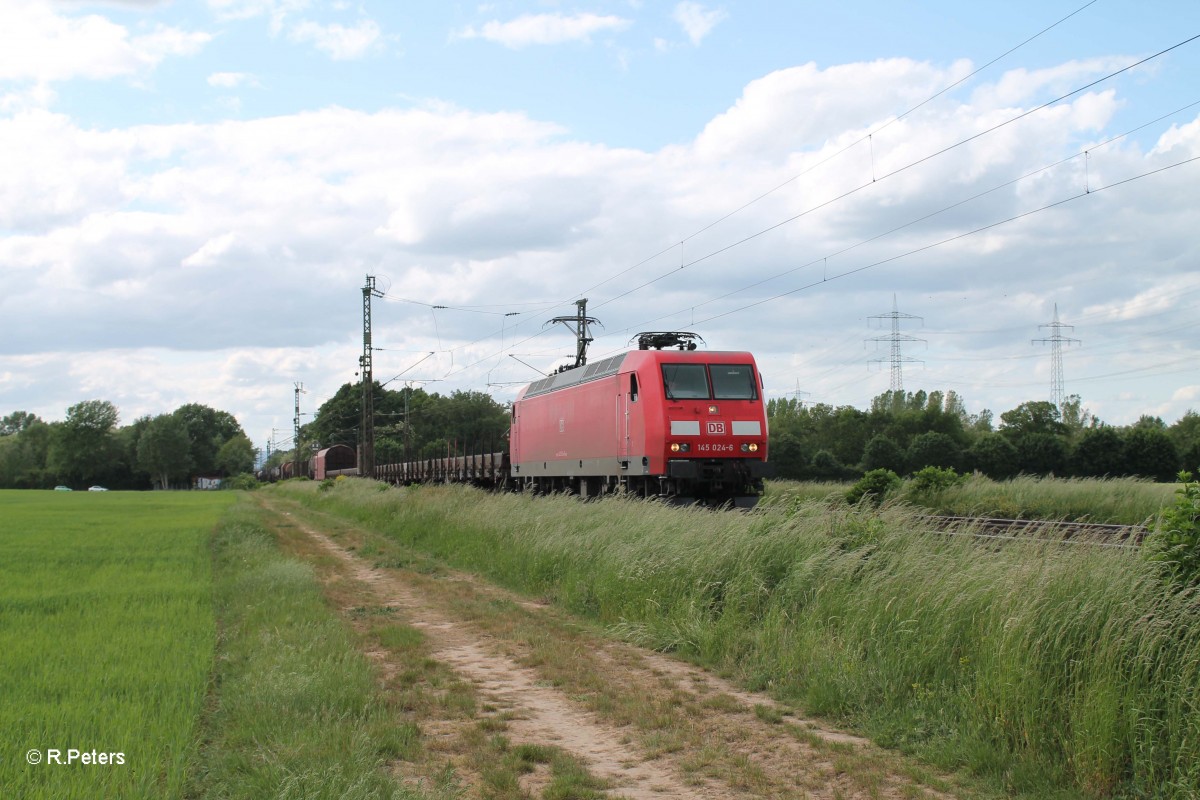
[517,349,754,400]
[520,352,629,399]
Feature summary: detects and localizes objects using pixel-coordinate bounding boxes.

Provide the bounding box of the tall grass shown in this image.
[0,490,232,799]
[280,480,1200,799]
[768,474,1175,524]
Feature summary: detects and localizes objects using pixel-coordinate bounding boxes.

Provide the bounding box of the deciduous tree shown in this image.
[215,434,256,476]
[1070,426,1125,478]
[173,403,245,476]
[906,431,963,472]
[1123,427,1179,482]
[967,433,1019,479]
[137,414,193,490]
[48,400,120,484]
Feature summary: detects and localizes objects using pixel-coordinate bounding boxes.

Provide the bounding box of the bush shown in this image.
[906,466,965,499]
[846,468,901,506]
[1147,471,1200,587]
[221,472,258,491]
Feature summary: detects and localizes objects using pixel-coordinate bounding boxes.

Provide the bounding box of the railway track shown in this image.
[921,515,1149,549]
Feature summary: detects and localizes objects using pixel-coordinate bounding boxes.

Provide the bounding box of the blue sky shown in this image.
[2,0,1199,451]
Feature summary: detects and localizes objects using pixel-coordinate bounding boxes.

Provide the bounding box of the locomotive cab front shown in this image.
[650,353,771,506]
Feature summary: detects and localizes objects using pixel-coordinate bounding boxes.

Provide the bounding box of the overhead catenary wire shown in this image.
[573,0,1105,301]
[581,98,1200,347]
[353,26,1200,407]
[675,156,1200,328]
[433,145,1200,387]
[370,1,1119,371]
[572,151,1199,382]
[586,35,1200,314]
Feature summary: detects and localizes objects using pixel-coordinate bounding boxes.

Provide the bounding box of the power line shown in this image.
[690,154,1199,327]
[587,35,1200,315]
[574,0,1105,301]
[355,48,1200,400]
[366,2,1121,375]
[410,103,1200,387]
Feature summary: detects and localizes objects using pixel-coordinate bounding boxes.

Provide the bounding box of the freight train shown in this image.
[269,333,772,506]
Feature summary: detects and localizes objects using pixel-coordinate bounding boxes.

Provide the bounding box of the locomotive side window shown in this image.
[662,364,709,399]
[630,373,639,402]
[711,365,757,400]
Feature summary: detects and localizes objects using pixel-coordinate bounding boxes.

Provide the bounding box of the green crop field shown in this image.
[0,489,233,799]
[2,489,431,800]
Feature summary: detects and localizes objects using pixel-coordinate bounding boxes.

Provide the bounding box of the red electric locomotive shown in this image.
[510,332,771,506]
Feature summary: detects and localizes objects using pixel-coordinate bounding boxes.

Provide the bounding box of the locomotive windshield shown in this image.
[661,363,758,400]
[711,365,757,400]
[662,364,710,399]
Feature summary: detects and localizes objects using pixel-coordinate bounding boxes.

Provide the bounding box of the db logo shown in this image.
[706,422,726,435]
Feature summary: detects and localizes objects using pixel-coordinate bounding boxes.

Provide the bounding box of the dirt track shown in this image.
[262,497,960,800]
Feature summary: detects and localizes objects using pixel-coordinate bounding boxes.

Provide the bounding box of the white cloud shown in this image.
[968,57,1132,108]
[694,59,964,161]
[207,0,309,33]
[207,71,257,88]
[0,2,211,83]
[0,83,58,113]
[1,50,1198,430]
[134,24,211,60]
[289,18,382,59]
[673,2,725,46]
[1153,116,1200,157]
[457,13,631,48]
[182,232,238,267]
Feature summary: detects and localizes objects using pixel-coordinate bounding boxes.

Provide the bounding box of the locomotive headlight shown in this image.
[748,442,759,452]
[708,405,719,414]
[670,442,681,452]
[680,443,690,452]
[741,442,760,453]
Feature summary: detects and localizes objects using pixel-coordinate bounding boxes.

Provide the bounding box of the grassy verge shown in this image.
[278,479,1200,799]
[767,474,1175,524]
[185,502,427,800]
[0,489,232,799]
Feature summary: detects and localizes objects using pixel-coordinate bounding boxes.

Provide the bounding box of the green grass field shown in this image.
[0,490,232,799]
[1,490,425,800]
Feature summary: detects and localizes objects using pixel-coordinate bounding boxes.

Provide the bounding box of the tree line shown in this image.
[282,383,1198,483]
[262,381,510,471]
[770,390,1200,482]
[0,401,256,490]
[16,386,1192,490]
